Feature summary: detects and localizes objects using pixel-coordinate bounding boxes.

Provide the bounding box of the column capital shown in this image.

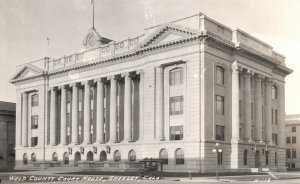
[81,80,93,86]
[22,92,29,97]
[57,85,68,90]
[69,82,80,88]
[49,86,58,91]
[136,70,144,75]
[231,61,239,72]
[156,66,164,73]
[121,72,131,78]
[265,77,273,84]
[107,75,117,80]
[94,78,105,83]
[254,73,263,80]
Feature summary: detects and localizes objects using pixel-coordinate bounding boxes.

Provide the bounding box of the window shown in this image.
[272,133,278,145]
[175,148,184,165]
[216,66,224,85]
[170,126,183,140]
[114,150,121,162]
[292,127,296,132]
[170,96,183,115]
[216,95,224,115]
[243,150,248,165]
[31,115,38,129]
[170,68,183,86]
[31,153,36,162]
[286,149,291,159]
[239,100,242,118]
[271,85,277,99]
[52,152,58,162]
[23,153,28,165]
[63,152,69,165]
[286,137,291,144]
[292,149,297,158]
[217,152,223,165]
[100,151,107,161]
[292,136,296,144]
[31,137,38,147]
[128,150,136,162]
[274,109,278,124]
[265,151,269,165]
[272,108,274,124]
[291,163,296,168]
[275,152,277,166]
[159,149,168,164]
[31,94,38,106]
[251,103,254,120]
[216,125,225,141]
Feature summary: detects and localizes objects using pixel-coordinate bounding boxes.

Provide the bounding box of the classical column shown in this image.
[243,70,252,141]
[83,81,92,144]
[137,70,144,141]
[50,87,57,146]
[123,73,133,142]
[264,78,272,143]
[278,84,285,146]
[155,66,165,141]
[254,74,263,142]
[96,79,104,144]
[71,83,79,145]
[21,93,28,147]
[109,76,118,143]
[60,85,67,145]
[231,61,239,169]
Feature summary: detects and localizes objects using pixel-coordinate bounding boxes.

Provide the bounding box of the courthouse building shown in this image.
[10,13,292,173]
[285,114,300,169]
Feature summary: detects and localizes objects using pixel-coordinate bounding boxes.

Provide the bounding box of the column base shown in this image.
[156,137,165,141]
[71,142,80,145]
[83,142,92,145]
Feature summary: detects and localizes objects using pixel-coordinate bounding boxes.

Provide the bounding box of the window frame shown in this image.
[215,66,225,85]
[169,67,183,86]
[169,96,184,115]
[175,148,184,165]
[159,149,168,164]
[216,125,225,141]
[216,95,225,115]
[31,94,39,106]
[128,150,136,162]
[31,115,38,129]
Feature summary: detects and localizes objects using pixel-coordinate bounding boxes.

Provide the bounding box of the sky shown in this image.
[0,0,300,114]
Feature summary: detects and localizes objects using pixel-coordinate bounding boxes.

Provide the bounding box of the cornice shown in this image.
[11,29,292,84]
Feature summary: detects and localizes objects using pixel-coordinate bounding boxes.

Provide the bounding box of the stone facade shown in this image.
[285,114,300,169]
[0,101,16,171]
[10,13,292,173]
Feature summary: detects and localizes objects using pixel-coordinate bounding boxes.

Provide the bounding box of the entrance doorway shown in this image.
[74,152,81,167]
[100,151,107,161]
[255,150,260,168]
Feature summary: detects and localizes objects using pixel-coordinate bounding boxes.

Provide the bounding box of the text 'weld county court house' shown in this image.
[10,12,292,173]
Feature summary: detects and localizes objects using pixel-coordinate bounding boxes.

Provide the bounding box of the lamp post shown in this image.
[212,143,222,180]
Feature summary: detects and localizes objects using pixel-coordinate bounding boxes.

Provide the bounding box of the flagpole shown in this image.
[92,0,95,28]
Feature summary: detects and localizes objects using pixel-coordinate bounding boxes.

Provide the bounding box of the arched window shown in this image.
[63,152,69,165]
[52,152,58,162]
[159,149,168,164]
[100,151,107,161]
[87,151,94,161]
[74,152,81,167]
[265,151,269,165]
[216,66,224,85]
[271,85,277,99]
[23,153,28,165]
[31,153,36,162]
[243,150,248,165]
[128,150,136,162]
[217,152,223,165]
[31,94,39,106]
[175,148,184,165]
[114,150,121,162]
[170,68,183,86]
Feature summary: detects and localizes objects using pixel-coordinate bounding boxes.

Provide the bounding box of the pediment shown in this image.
[10,64,44,82]
[140,24,199,48]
